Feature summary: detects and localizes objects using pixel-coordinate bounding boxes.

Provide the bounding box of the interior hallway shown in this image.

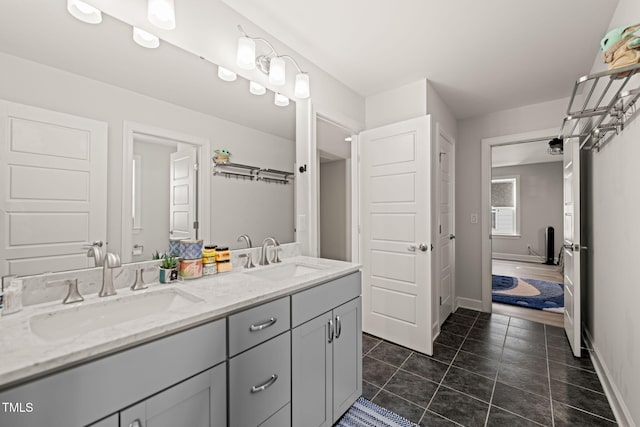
[492,259,564,327]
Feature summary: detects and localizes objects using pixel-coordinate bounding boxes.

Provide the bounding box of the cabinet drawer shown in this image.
[292,272,361,327]
[259,402,291,427]
[228,296,290,356]
[229,332,291,427]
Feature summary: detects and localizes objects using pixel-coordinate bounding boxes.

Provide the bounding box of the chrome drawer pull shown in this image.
[250,374,278,393]
[249,317,277,332]
[335,316,342,339]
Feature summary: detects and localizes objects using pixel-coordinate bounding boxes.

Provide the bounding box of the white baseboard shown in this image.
[583,328,635,427]
[492,252,558,264]
[432,321,440,345]
[455,297,484,312]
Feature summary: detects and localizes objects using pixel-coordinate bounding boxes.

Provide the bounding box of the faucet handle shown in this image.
[272,246,282,264]
[47,279,84,304]
[130,268,148,291]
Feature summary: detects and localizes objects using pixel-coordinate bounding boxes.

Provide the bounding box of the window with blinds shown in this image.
[491,177,518,235]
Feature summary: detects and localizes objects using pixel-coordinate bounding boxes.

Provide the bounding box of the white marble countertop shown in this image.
[0,256,360,389]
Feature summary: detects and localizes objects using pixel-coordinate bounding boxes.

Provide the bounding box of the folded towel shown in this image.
[609,48,640,70]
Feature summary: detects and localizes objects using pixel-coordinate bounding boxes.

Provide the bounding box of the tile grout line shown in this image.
[545,324,557,427]
[369,350,413,404]
[418,312,479,426]
[483,315,510,427]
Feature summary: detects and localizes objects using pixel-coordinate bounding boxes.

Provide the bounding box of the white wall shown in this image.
[491,162,563,260]
[455,97,567,301]
[0,52,295,256]
[584,0,640,423]
[365,79,427,129]
[319,160,348,261]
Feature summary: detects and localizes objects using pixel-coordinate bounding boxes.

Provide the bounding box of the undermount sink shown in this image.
[30,288,203,342]
[245,263,323,281]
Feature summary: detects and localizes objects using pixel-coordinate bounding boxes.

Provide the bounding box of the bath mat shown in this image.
[492,274,564,312]
[336,397,419,427]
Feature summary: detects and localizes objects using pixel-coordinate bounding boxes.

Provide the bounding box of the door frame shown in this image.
[121,121,210,263]
[435,123,456,324]
[480,127,558,312]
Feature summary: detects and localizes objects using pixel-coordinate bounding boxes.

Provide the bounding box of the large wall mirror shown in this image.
[0,0,295,275]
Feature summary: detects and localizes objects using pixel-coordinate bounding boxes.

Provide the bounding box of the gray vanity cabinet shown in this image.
[291,272,362,427]
[119,363,226,427]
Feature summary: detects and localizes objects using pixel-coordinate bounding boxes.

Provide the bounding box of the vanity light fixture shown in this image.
[218,66,237,82]
[236,25,311,99]
[249,81,266,96]
[67,0,102,24]
[148,0,176,30]
[274,93,290,107]
[133,27,160,49]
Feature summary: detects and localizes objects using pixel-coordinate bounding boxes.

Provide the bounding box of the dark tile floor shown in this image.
[362,308,616,426]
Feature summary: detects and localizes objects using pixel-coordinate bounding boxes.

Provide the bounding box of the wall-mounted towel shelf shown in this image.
[212,161,293,184]
[560,62,640,151]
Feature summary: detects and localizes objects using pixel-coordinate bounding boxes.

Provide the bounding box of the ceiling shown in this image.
[222,0,618,118]
[492,140,563,168]
[0,0,295,140]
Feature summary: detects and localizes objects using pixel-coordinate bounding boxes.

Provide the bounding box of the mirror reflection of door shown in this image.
[131,134,198,262]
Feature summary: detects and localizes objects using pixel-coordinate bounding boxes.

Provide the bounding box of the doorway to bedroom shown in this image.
[490,140,564,327]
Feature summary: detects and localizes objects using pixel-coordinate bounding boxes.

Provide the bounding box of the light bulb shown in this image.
[133,27,160,49]
[67,0,102,24]
[218,66,237,82]
[294,72,310,99]
[237,37,256,70]
[249,81,266,96]
[269,57,286,86]
[274,93,289,107]
[148,0,176,30]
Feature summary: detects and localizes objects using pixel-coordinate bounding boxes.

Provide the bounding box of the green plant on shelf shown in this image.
[160,254,178,269]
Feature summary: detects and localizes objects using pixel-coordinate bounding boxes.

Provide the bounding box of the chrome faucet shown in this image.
[237,234,255,268]
[85,241,105,267]
[259,238,277,266]
[271,238,281,263]
[99,252,121,297]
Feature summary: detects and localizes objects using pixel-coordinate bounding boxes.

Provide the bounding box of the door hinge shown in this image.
[439,224,442,234]
[193,221,199,230]
[439,296,442,305]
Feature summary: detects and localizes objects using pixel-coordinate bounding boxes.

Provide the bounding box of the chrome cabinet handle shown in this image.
[335,316,342,339]
[128,420,141,427]
[328,319,334,343]
[250,374,278,393]
[82,240,103,248]
[249,317,277,332]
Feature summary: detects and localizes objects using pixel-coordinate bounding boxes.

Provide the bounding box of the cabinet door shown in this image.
[120,363,226,427]
[332,297,362,422]
[292,311,333,427]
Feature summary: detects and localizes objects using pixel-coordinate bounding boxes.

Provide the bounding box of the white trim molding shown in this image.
[456,297,484,312]
[584,328,635,427]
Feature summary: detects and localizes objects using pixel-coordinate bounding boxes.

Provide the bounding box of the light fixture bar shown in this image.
[236,25,310,98]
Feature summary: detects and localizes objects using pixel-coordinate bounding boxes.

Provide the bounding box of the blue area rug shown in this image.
[492,274,564,312]
[336,397,419,427]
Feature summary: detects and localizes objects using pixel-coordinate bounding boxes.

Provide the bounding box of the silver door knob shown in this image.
[418,243,429,252]
[449,234,456,240]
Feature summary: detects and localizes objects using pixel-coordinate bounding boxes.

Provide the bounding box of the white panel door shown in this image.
[438,132,455,325]
[169,148,197,241]
[0,100,107,277]
[360,116,432,355]
[563,138,581,357]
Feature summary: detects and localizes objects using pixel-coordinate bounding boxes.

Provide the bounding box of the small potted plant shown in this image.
[159,254,179,283]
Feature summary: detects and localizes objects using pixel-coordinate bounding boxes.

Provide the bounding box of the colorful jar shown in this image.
[180,259,203,279]
[202,245,217,264]
[168,238,181,257]
[215,246,230,262]
[179,239,203,260]
[216,259,232,273]
[203,263,217,276]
